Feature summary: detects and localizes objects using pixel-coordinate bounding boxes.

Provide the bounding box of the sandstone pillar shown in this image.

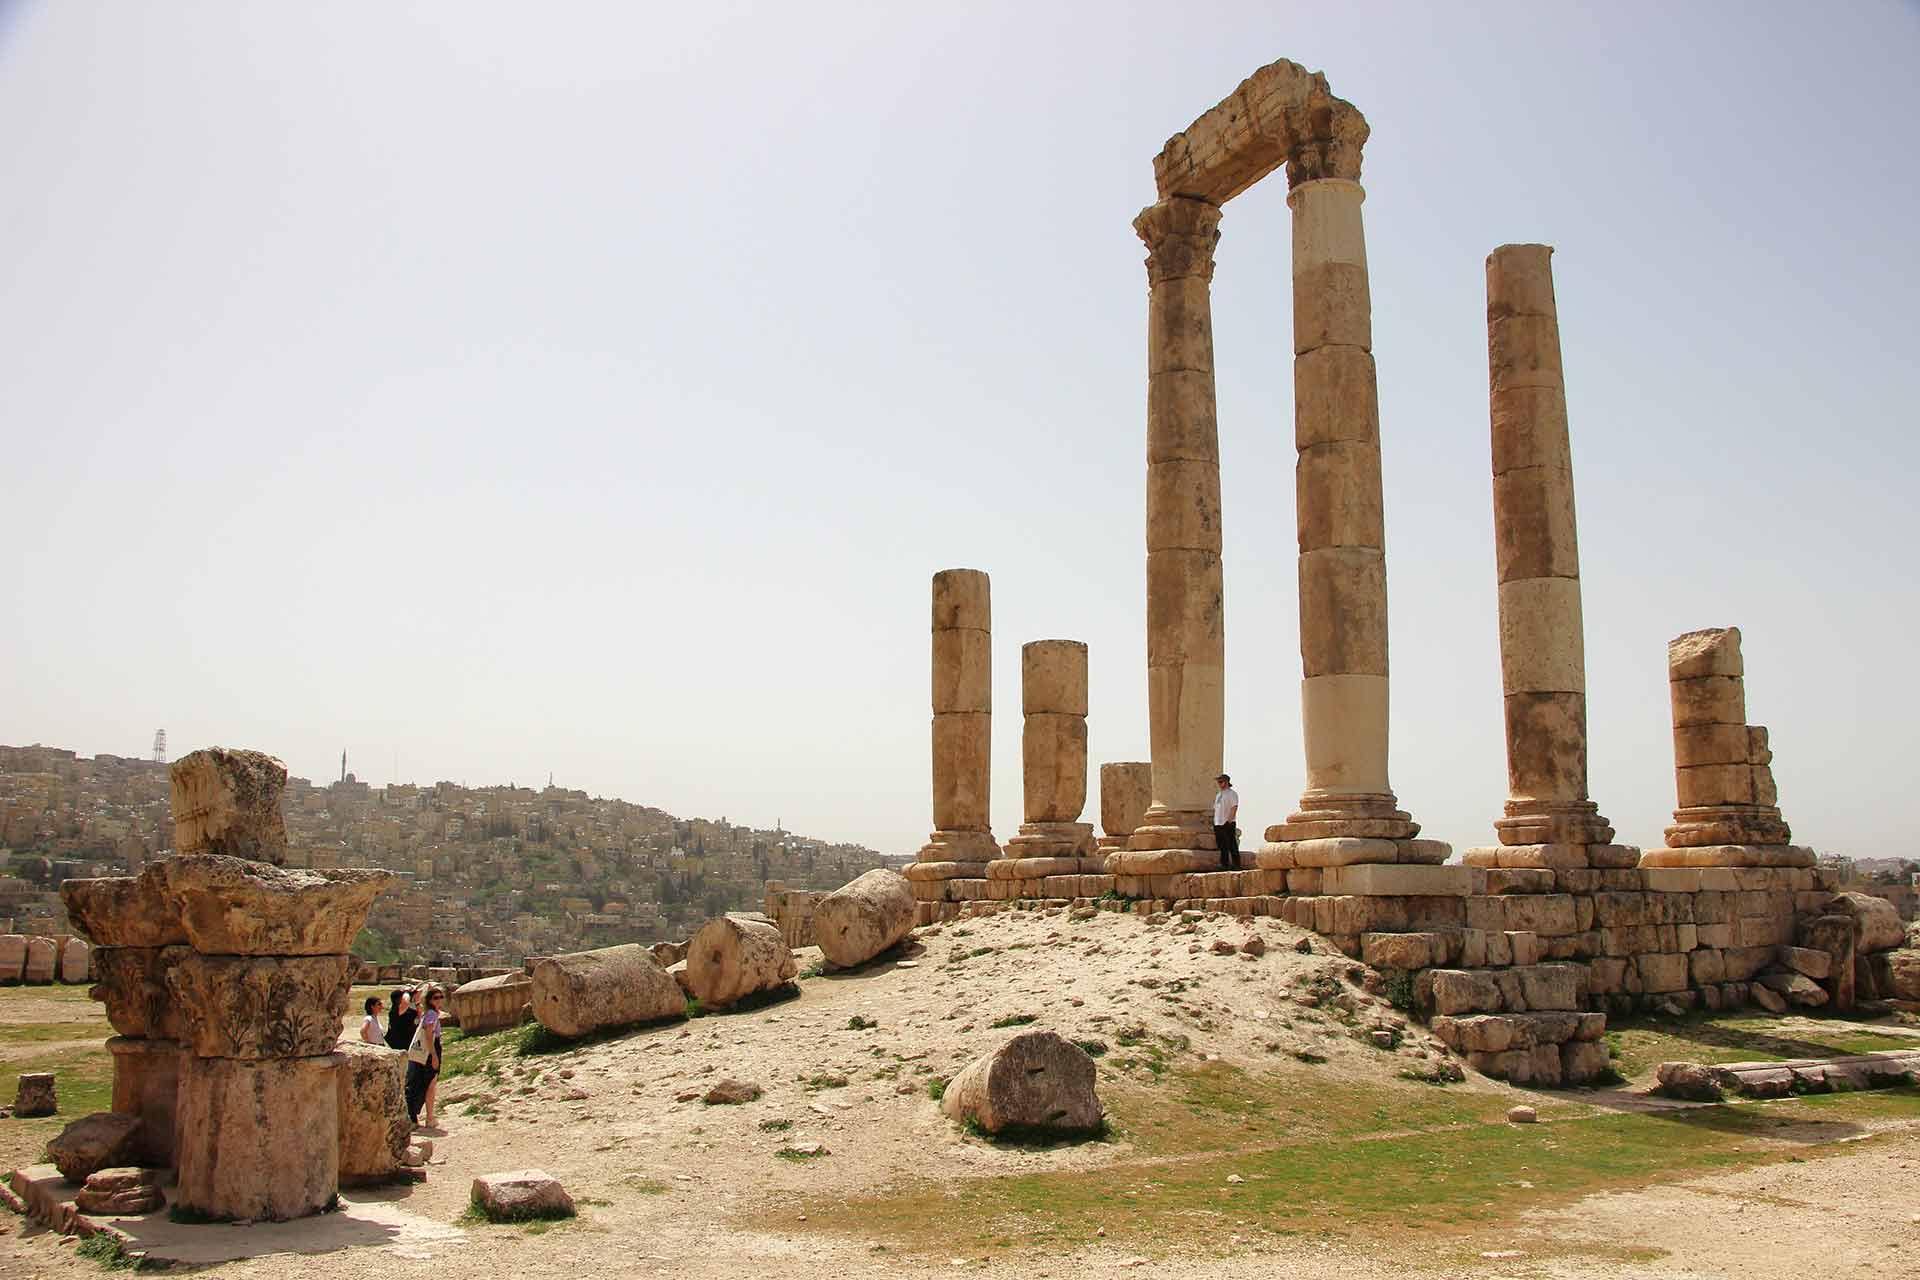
[1096,762,1152,852]
[915,569,999,867]
[1461,245,1635,873]
[1118,196,1225,874]
[1641,627,1810,868]
[1005,640,1096,860]
[1261,177,1444,872]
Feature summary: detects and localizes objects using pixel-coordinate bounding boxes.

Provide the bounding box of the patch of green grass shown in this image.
[989,1013,1037,1029]
[75,1233,139,1270]
[805,1073,849,1090]
[758,1118,793,1132]
[775,1146,829,1162]
[461,1195,578,1226]
[1072,1039,1108,1058]
[845,1015,877,1030]
[926,1079,947,1102]
[803,1086,1920,1256]
[624,1177,670,1195]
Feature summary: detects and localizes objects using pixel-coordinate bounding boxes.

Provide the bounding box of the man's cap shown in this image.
[1215,773,1231,782]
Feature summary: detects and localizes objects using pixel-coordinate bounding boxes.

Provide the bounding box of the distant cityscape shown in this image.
[0,742,899,965]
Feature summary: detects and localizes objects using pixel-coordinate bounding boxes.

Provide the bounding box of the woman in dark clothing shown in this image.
[403,987,445,1128]
[385,988,418,1053]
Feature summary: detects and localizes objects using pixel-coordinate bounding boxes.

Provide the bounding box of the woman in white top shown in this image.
[359,995,386,1045]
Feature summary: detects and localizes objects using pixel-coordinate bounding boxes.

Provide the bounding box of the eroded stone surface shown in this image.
[940,1029,1102,1136]
[336,1041,408,1186]
[108,1036,182,1167]
[169,747,291,864]
[531,944,685,1039]
[60,872,186,948]
[814,869,915,970]
[472,1169,575,1222]
[90,946,191,1041]
[683,915,796,1009]
[47,1111,142,1183]
[164,953,353,1059]
[13,1072,56,1117]
[175,1054,340,1221]
[155,854,394,956]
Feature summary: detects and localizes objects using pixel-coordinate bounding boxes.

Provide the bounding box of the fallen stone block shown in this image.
[941,1030,1102,1137]
[337,1041,408,1187]
[47,1112,142,1183]
[1828,892,1904,953]
[168,746,292,863]
[13,1072,57,1117]
[683,915,796,1009]
[471,1169,576,1222]
[531,943,685,1039]
[451,971,534,1034]
[74,1167,163,1217]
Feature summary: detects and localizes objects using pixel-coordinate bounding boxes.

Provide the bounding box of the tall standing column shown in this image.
[917,568,999,866]
[1265,177,1436,861]
[1485,244,1614,849]
[1119,196,1226,873]
[1005,640,1097,861]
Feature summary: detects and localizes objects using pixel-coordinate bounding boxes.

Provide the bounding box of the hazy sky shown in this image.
[3,3,1916,860]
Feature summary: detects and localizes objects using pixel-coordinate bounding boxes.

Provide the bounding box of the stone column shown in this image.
[1476,245,1620,864]
[916,569,999,866]
[1643,627,1808,868]
[1264,176,1441,866]
[1120,196,1225,872]
[1005,641,1096,861]
[1096,762,1153,852]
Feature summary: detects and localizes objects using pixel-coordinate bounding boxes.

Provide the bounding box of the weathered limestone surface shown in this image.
[471,1169,575,1222]
[940,1030,1103,1136]
[107,1036,182,1167]
[14,1071,57,1117]
[59,938,91,984]
[0,934,24,981]
[683,915,796,1009]
[1482,244,1615,852]
[920,569,1000,866]
[23,937,56,983]
[174,1054,340,1221]
[74,1166,164,1216]
[1008,640,1097,859]
[336,1041,408,1186]
[1096,762,1152,851]
[814,868,916,969]
[1129,195,1225,856]
[156,854,395,956]
[1830,892,1904,954]
[1646,629,1793,859]
[451,971,534,1034]
[47,1111,143,1182]
[169,747,291,864]
[164,953,353,1059]
[530,944,685,1038]
[1152,57,1368,203]
[61,873,187,948]
[91,946,191,1041]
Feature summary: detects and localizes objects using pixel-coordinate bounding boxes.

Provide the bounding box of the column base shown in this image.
[1269,792,1419,841]
[1495,800,1614,846]
[1002,822,1097,859]
[1256,836,1450,869]
[1462,843,1641,871]
[904,859,994,882]
[984,852,1107,879]
[916,830,1001,863]
[1094,834,1132,852]
[1664,806,1791,848]
[1125,806,1218,851]
[1639,844,1815,869]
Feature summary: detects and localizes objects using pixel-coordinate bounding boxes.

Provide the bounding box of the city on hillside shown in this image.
[0,742,900,966]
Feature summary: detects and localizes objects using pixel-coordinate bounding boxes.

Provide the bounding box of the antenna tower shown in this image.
[151,729,167,764]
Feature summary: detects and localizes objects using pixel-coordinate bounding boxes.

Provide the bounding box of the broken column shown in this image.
[1096,762,1153,852]
[1115,196,1226,874]
[1259,168,1447,876]
[1462,244,1634,872]
[908,570,1000,906]
[1642,628,1809,868]
[1003,640,1097,865]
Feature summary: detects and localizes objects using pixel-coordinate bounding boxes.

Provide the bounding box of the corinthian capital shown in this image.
[1134,197,1222,286]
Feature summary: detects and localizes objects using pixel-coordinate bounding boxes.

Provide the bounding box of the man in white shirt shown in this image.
[1212,773,1241,871]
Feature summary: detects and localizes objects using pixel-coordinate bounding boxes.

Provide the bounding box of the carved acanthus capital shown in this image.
[1285,99,1369,187]
[1134,197,1223,285]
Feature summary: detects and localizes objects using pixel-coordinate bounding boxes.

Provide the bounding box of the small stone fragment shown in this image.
[13,1072,56,1118]
[1506,1105,1537,1125]
[471,1169,575,1222]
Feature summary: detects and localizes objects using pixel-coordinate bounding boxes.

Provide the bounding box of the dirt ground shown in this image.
[4,906,1917,1278]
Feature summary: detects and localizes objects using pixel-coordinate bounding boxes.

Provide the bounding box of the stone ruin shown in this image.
[40,747,400,1221]
[896,58,1920,1086]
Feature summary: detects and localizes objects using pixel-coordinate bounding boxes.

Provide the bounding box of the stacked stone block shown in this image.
[55,747,395,1221]
[1095,762,1152,853]
[1642,628,1808,869]
[1001,640,1099,870]
[908,571,999,888]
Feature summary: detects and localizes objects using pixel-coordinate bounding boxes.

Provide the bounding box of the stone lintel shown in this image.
[1152,58,1367,203]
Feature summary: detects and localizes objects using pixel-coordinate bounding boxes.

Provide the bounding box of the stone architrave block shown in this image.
[47,1112,143,1183]
[451,972,533,1034]
[175,1054,341,1221]
[155,855,394,956]
[165,953,354,1059]
[169,747,292,864]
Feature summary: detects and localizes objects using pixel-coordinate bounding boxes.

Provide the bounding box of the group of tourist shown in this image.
[357,984,445,1129]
